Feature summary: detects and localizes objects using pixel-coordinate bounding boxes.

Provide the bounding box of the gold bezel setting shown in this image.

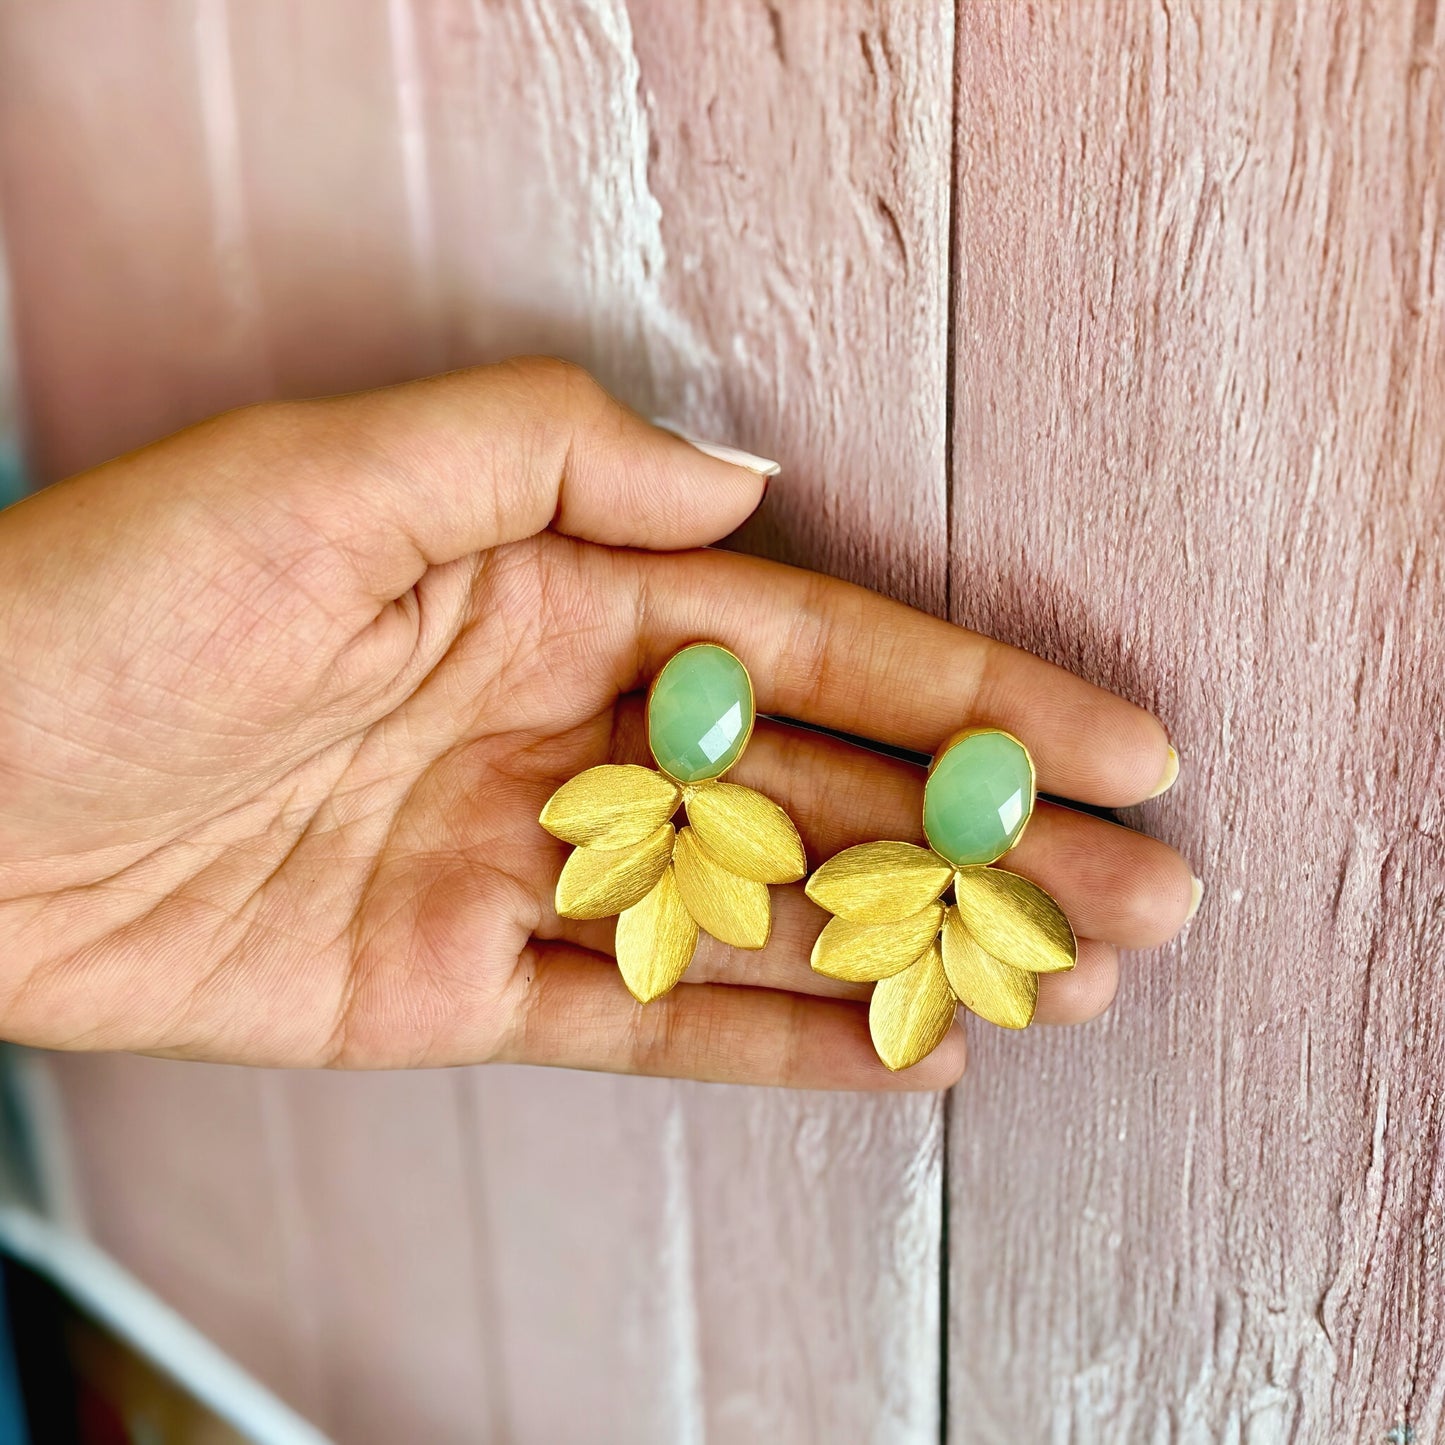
[922,725,1038,867]
[644,641,756,785]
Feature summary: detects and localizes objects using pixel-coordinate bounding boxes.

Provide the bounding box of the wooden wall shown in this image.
[1,3,1440,1441]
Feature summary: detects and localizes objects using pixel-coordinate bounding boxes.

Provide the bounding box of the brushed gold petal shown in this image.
[555,824,674,920]
[684,782,806,884]
[868,940,957,1071]
[810,902,945,983]
[615,866,699,1003]
[804,842,953,924]
[940,907,1038,1029]
[952,867,1077,974]
[672,826,771,949]
[540,765,681,849]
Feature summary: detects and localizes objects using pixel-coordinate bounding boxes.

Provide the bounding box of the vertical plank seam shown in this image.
[938,1093,952,1443]
[191,0,271,389]
[257,1074,331,1430]
[661,1092,706,1443]
[943,0,960,635]
[385,0,448,373]
[454,1071,513,1442]
[939,2,964,1440]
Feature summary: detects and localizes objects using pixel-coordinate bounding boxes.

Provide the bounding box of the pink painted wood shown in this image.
[0,2,954,1440]
[3,2,1439,1440]
[946,5,1445,1442]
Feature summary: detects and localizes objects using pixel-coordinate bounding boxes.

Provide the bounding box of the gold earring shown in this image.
[805,728,1077,1070]
[539,643,806,1002]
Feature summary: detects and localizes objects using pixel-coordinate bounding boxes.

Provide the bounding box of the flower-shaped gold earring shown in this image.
[806,728,1077,1069]
[540,644,806,1003]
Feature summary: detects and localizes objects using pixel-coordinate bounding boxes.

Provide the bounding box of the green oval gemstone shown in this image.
[923,731,1035,867]
[648,644,755,783]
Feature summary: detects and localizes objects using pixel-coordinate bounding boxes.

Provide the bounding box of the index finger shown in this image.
[625,548,1175,808]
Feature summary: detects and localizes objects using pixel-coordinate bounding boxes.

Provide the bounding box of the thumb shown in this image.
[257,357,777,598]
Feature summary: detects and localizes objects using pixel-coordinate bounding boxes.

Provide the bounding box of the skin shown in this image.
[0,358,1196,1090]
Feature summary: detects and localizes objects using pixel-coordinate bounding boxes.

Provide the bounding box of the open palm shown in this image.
[0,360,1196,1088]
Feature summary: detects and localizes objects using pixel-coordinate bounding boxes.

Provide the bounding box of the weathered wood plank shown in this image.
[418,2,957,1436]
[44,1056,330,1422]
[2,1,957,1440]
[265,1070,503,1444]
[1,9,502,1439]
[946,5,1445,1440]
[0,0,272,478]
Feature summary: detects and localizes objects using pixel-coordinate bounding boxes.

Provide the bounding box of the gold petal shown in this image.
[804,842,953,924]
[540,765,681,849]
[951,867,1077,974]
[672,826,771,949]
[555,824,673,920]
[810,902,945,983]
[615,866,699,1003]
[684,782,806,884]
[940,907,1037,1029]
[868,940,957,1071]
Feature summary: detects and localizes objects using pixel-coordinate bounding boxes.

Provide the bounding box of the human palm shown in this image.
[0,359,1196,1088]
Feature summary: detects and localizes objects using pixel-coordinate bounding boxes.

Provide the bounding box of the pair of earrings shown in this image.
[539,644,1077,1070]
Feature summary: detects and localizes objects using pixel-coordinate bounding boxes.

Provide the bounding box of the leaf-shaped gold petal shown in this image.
[952,867,1077,974]
[810,902,945,983]
[615,866,699,1003]
[685,782,806,884]
[672,826,771,949]
[868,939,957,1071]
[804,842,953,924]
[555,824,673,920]
[941,907,1037,1029]
[540,765,681,848]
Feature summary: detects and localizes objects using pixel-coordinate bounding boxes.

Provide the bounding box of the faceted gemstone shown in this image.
[647,644,755,782]
[923,730,1034,867]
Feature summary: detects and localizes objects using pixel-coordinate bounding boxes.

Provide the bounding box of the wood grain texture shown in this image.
[946,5,1445,1441]
[1,2,955,1441]
[7,2,1438,1440]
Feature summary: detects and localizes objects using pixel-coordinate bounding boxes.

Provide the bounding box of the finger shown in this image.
[1000,805,1197,951]
[232,357,774,597]
[499,943,967,1090]
[684,905,1116,1032]
[599,706,1197,949]
[738,722,1196,948]
[537,888,862,1001]
[625,548,1173,806]
[533,908,1115,1031]
[1034,940,1119,1024]
[535,731,1121,1022]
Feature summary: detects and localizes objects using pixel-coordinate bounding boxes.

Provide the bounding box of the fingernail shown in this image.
[1147,746,1180,799]
[1185,875,1204,923]
[653,419,781,478]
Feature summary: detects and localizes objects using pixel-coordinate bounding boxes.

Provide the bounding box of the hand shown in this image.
[0,358,1196,1088]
